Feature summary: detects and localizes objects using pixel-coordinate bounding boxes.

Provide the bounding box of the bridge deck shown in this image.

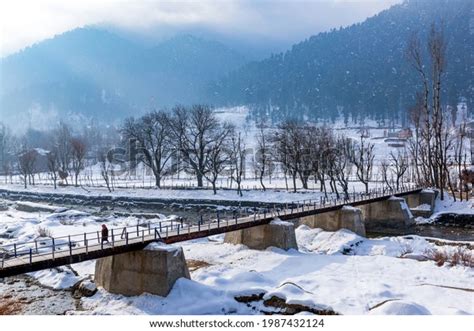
[0,187,422,278]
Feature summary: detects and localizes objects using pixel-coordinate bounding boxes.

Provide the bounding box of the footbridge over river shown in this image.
[0,186,435,281]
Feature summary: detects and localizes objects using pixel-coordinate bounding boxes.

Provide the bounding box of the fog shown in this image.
[0,0,401,57]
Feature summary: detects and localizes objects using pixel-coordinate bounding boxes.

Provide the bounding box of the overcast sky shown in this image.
[0,0,402,57]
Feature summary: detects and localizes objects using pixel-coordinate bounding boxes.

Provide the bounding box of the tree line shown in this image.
[0,121,119,190]
[2,99,463,199]
[120,104,385,198]
[1,104,387,197]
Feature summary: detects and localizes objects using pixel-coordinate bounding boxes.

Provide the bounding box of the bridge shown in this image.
[0,186,430,279]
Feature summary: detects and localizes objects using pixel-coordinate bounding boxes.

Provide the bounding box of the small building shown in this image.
[398,128,412,139]
[385,128,412,139]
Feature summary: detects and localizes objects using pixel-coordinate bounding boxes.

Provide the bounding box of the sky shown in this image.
[0,0,402,57]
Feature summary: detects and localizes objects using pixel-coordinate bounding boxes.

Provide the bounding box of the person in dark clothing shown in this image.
[101,224,109,244]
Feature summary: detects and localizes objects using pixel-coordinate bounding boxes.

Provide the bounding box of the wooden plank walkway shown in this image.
[0,186,423,278]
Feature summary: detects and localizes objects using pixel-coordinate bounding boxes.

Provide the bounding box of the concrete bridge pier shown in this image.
[298,206,366,237]
[94,243,190,297]
[360,196,414,230]
[405,189,437,218]
[224,219,298,250]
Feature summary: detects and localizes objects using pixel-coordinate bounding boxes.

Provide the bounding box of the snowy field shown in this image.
[0,200,473,315]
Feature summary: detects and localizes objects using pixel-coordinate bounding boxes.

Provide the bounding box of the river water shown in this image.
[367,225,474,242]
[2,197,473,242]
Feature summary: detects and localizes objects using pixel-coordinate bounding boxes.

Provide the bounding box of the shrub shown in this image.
[36,226,52,238]
[425,247,473,267]
[426,249,448,267]
[451,248,474,268]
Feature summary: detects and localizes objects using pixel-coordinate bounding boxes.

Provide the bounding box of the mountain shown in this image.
[0,28,247,126]
[2,0,472,129]
[210,0,474,125]
[129,35,247,107]
[0,28,141,122]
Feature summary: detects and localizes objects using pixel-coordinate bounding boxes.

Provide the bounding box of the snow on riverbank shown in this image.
[76,227,473,315]
[433,196,474,215]
[1,198,472,315]
[415,192,474,225]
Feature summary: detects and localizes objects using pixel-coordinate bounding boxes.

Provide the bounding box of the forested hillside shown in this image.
[211,0,474,125]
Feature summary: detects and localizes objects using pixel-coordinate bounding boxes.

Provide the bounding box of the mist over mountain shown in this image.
[109,25,290,61]
[210,0,474,125]
[0,28,248,129]
[1,0,472,131]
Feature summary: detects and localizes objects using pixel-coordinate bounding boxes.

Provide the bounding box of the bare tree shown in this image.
[2,162,12,184]
[168,105,225,188]
[407,93,423,184]
[0,123,14,184]
[333,136,354,200]
[0,123,11,173]
[272,128,291,192]
[272,121,309,192]
[390,150,409,190]
[230,132,246,197]
[254,126,273,191]
[18,150,38,189]
[351,135,375,194]
[55,122,72,185]
[70,137,87,187]
[47,148,60,189]
[407,23,450,199]
[380,160,393,191]
[307,127,332,197]
[98,149,113,193]
[454,120,468,201]
[122,110,173,188]
[203,124,234,194]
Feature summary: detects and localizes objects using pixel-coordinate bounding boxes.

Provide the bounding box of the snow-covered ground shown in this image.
[67,230,474,315]
[0,201,472,315]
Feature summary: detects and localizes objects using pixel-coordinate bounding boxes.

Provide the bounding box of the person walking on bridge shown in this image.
[101,224,109,244]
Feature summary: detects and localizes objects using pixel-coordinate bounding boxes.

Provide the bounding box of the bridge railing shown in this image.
[0,218,190,265]
[288,183,421,209]
[0,208,270,269]
[0,184,424,270]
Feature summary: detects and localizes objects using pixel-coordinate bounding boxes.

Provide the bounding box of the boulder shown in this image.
[0,203,8,211]
[73,279,97,298]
